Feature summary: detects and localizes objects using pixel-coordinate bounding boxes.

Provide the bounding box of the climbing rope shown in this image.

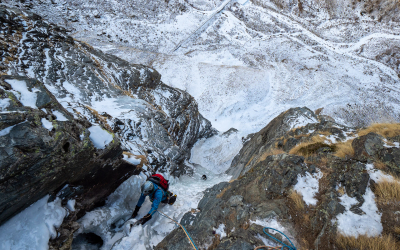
[157,210,198,250]
[254,227,297,250]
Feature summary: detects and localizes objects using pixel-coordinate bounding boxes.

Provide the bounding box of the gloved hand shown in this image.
[131,206,140,218]
[139,214,152,225]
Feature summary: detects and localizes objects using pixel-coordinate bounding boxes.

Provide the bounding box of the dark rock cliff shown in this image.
[0,75,140,227]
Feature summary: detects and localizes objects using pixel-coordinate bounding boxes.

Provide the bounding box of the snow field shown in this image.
[190,131,243,174]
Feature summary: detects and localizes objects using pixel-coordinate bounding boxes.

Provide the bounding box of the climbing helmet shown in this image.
[141,181,154,195]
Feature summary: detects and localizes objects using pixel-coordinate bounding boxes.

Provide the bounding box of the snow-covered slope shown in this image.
[7,0,399,135]
[2,0,400,249]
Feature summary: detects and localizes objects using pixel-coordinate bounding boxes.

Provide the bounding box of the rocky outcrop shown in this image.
[156,154,303,250]
[0,5,216,177]
[0,75,140,227]
[226,107,318,179]
[158,107,400,249]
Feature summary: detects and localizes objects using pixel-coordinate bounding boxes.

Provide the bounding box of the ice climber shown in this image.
[131,174,176,225]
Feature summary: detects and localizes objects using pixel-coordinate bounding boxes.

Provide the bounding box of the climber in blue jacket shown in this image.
[131,181,167,225]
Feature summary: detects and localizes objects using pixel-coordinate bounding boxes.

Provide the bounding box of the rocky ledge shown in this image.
[157,107,400,249]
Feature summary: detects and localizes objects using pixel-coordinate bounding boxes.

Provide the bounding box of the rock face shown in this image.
[156,154,303,250]
[0,5,215,177]
[157,107,400,249]
[0,75,139,227]
[227,107,318,179]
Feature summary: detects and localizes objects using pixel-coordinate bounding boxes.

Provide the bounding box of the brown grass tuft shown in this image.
[374,177,400,202]
[289,135,333,157]
[358,123,400,138]
[337,186,345,196]
[122,152,148,168]
[258,148,285,163]
[315,107,324,115]
[393,226,400,235]
[333,139,354,158]
[289,190,304,210]
[374,161,387,170]
[336,234,398,250]
[85,106,113,132]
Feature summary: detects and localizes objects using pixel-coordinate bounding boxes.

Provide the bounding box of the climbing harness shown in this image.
[254,227,297,250]
[157,210,198,250]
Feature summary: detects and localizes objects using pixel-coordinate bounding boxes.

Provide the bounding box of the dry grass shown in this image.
[258,148,285,163]
[358,123,400,138]
[336,234,398,250]
[85,106,113,132]
[309,156,328,167]
[319,130,332,136]
[216,186,231,199]
[374,177,400,202]
[303,214,310,224]
[337,186,346,196]
[289,190,304,210]
[393,226,400,235]
[122,152,148,168]
[315,107,324,115]
[289,135,332,157]
[333,139,354,158]
[374,161,387,170]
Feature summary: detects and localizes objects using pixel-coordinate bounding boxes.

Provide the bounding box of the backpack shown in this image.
[148,174,177,205]
[148,174,169,191]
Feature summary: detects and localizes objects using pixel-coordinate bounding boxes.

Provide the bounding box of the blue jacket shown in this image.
[137,183,167,215]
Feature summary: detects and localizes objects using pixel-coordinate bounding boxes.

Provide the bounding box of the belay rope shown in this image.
[156,210,295,250]
[254,227,297,250]
[157,210,198,250]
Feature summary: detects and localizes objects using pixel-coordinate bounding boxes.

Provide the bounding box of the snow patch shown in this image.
[53,110,69,121]
[214,224,226,239]
[0,99,10,110]
[0,124,18,136]
[0,196,66,250]
[66,200,76,212]
[88,125,113,149]
[123,154,142,165]
[366,163,395,183]
[336,187,382,237]
[41,118,53,131]
[294,170,323,206]
[5,79,39,108]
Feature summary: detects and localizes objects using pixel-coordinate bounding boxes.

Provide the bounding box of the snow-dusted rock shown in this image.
[0,6,216,177]
[0,75,139,229]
